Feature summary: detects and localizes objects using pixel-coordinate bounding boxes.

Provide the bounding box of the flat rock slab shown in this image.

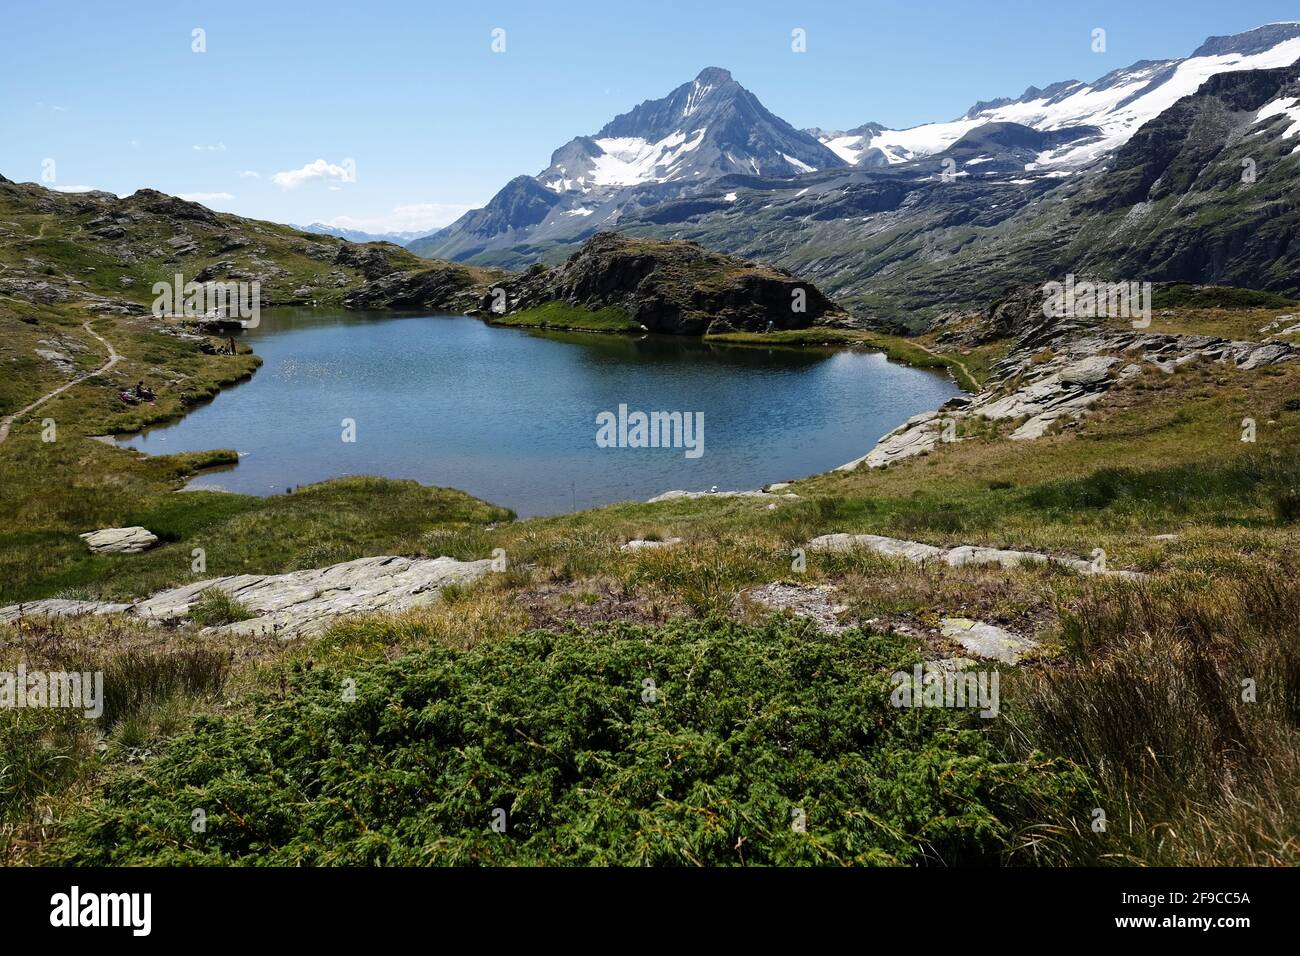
[0,555,497,640]
[134,555,495,639]
[647,489,800,504]
[940,618,1036,664]
[747,582,849,633]
[0,599,132,624]
[810,532,945,562]
[79,526,159,554]
[621,537,683,551]
[808,533,1140,578]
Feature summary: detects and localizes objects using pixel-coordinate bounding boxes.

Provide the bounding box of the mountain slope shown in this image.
[630,53,1300,328]
[0,175,514,355]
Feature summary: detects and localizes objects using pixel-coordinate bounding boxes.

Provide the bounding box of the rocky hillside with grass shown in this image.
[0,173,496,318]
[0,175,847,341]
[481,232,848,334]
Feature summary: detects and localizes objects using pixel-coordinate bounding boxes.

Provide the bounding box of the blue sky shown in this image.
[2,0,1296,234]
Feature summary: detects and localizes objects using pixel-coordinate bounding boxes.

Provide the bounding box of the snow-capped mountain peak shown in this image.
[413,66,845,260]
[816,22,1300,169]
[536,67,843,193]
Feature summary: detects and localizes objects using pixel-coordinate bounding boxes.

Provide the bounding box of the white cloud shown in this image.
[272,158,353,190]
[177,191,234,204]
[238,170,260,178]
[322,203,475,235]
[51,184,101,194]
[192,142,226,152]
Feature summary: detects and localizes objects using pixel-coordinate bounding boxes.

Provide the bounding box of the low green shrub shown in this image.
[47,617,1088,865]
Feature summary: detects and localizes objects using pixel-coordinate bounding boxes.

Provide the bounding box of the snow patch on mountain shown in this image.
[781,153,818,173]
[1256,96,1300,138]
[588,128,709,186]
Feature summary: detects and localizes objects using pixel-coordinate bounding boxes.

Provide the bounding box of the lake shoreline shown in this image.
[114,308,963,515]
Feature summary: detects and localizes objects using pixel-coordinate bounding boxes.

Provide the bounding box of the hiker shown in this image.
[228,336,237,355]
[134,381,156,402]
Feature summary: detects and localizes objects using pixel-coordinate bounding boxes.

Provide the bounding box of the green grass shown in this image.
[1153,283,1296,311]
[492,301,642,333]
[188,587,254,627]
[998,566,1300,865]
[0,615,238,860]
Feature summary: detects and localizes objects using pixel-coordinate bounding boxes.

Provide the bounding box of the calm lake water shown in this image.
[120,309,960,517]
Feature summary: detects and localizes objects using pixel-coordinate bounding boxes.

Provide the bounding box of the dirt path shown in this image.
[915,341,976,390]
[0,317,121,446]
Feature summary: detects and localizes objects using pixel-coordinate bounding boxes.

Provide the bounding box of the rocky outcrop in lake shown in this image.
[482,233,848,335]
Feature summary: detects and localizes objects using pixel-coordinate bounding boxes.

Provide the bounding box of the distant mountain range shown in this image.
[408,22,1300,326]
[292,222,430,245]
[809,21,1300,168]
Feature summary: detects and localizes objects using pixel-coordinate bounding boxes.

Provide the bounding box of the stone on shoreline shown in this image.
[836,328,1299,472]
